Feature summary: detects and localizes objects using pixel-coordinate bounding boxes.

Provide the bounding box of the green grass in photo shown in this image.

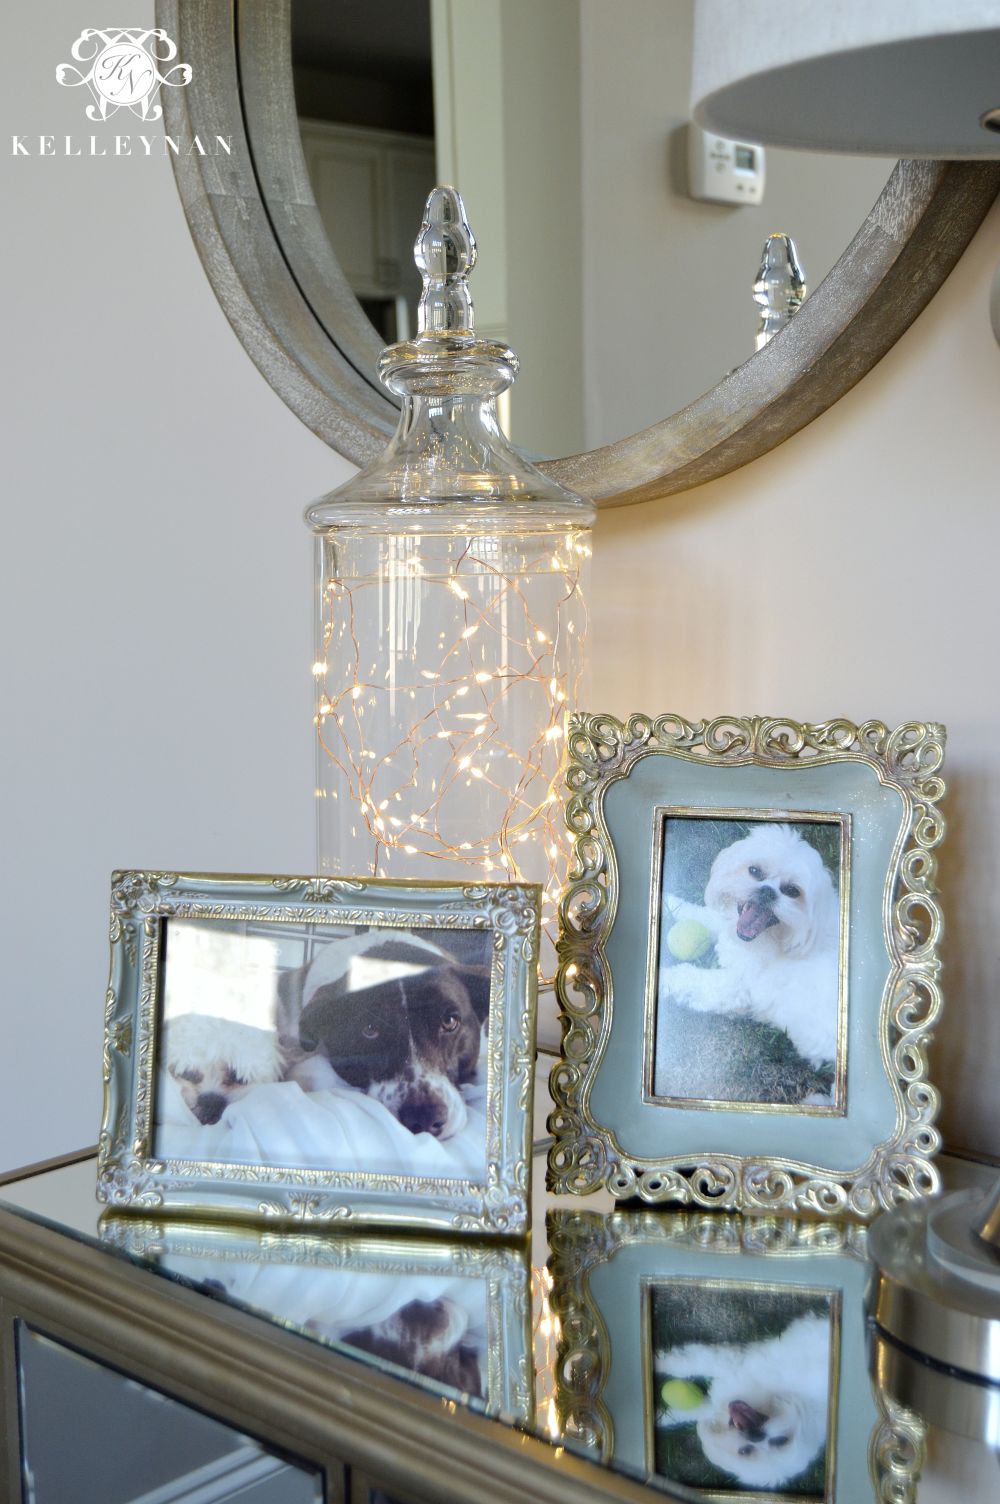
[652,1284,831,1498]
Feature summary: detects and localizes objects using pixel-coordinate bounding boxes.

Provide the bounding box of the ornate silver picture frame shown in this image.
[548,716,946,1218]
[101,1218,533,1425]
[99,872,539,1234]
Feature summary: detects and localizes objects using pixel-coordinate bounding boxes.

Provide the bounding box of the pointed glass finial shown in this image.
[378,185,514,397]
[754,232,807,350]
[414,186,477,335]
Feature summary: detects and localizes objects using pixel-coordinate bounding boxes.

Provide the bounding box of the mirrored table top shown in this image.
[2,1124,999,1502]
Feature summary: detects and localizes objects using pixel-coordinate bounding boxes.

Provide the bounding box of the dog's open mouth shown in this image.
[736,897,779,941]
[729,1400,769,1434]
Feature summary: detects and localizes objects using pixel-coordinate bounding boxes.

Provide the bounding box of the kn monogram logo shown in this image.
[56,27,192,122]
[10,26,230,156]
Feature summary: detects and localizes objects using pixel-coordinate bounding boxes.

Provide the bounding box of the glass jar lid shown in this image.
[306,187,596,535]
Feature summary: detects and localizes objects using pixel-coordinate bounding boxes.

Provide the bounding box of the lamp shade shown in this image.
[692,0,1000,157]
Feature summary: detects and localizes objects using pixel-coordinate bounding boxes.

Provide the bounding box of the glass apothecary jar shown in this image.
[307,188,595,963]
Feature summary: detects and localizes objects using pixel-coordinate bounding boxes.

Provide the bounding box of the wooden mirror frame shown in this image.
[159,0,1000,509]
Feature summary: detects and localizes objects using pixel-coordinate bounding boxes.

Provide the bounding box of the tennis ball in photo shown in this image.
[660,1378,705,1411]
[666,919,713,962]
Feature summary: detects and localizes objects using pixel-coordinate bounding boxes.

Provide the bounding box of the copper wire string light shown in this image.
[315,537,589,895]
[308,188,594,971]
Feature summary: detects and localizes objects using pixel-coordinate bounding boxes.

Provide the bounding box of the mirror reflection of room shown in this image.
[291,0,892,455]
[17,1325,322,1504]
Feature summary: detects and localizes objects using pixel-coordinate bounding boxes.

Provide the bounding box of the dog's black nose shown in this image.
[399,1099,448,1137]
[194,1092,228,1125]
[755,883,777,903]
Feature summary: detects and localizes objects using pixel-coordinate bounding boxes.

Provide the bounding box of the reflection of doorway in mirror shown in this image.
[292,0,436,344]
[431,0,586,458]
[292,0,892,455]
[292,0,585,457]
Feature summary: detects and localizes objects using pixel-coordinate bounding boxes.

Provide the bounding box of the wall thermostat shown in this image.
[687,123,765,205]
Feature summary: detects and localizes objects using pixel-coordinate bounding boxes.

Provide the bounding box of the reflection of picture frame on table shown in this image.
[99,872,539,1234]
[101,1218,532,1425]
[548,715,946,1217]
[547,1210,922,1503]
[645,1278,839,1500]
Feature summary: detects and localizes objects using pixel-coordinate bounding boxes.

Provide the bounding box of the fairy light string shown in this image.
[315,529,590,962]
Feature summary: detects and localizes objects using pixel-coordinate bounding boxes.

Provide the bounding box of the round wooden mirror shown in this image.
[158,0,1000,509]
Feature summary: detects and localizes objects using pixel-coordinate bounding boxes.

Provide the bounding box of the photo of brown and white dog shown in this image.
[333,1295,483,1397]
[279,929,492,1142]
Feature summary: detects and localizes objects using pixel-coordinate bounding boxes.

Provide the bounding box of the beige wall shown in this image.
[434,0,891,453]
[590,195,1000,1157]
[1,0,350,1172]
[4,0,998,1170]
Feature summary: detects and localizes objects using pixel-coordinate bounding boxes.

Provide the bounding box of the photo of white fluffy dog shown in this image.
[656,821,842,1105]
[655,1309,831,1494]
[161,1013,286,1125]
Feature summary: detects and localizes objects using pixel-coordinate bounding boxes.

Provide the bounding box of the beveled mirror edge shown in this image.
[159,1,1000,506]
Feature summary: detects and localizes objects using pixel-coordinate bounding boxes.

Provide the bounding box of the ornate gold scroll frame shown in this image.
[98,871,539,1235]
[548,1210,925,1501]
[547,716,946,1217]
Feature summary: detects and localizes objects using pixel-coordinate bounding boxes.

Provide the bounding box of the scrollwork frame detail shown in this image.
[547,715,945,1218]
[869,1389,927,1504]
[547,1209,863,1465]
[98,870,539,1235]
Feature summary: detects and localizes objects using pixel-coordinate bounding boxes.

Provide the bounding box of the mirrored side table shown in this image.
[2,1143,999,1503]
